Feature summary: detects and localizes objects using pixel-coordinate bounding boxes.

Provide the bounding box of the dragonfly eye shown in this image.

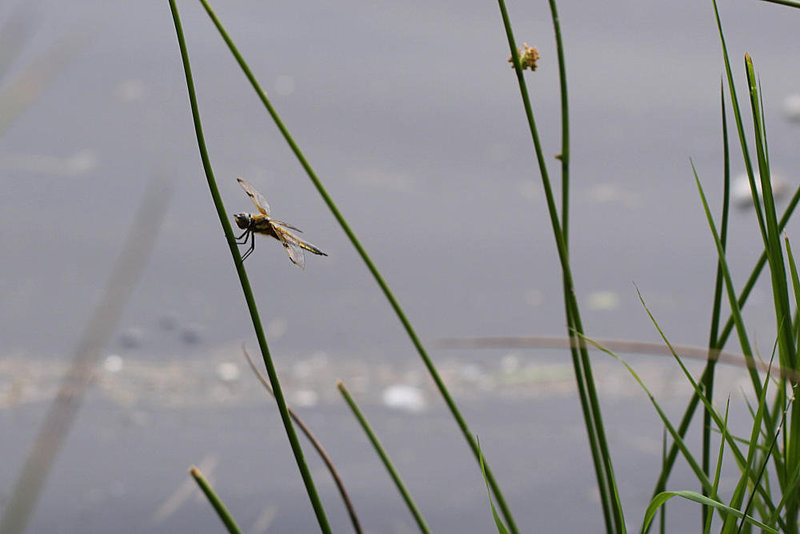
[233,213,250,229]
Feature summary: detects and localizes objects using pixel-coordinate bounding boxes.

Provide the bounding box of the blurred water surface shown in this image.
[1,0,800,531]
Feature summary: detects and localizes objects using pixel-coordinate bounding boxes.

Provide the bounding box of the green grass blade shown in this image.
[166,3,331,532]
[692,162,763,397]
[582,335,715,495]
[337,383,431,534]
[641,491,780,534]
[477,438,511,534]
[546,0,570,241]
[706,398,731,534]
[744,54,795,372]
[189,466,243,534]
[712,0,766,241]
[702,80,732,528]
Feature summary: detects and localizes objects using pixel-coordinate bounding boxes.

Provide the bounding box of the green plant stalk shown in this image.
[189,466,243,534]
[497,0,622,531]
[701,81,732,529]
[192,1,519,532]
[743,54,800,531]
[548,0,570,241]
[166,2,331,532]
[744,55,795,373]
[337,383,431,534]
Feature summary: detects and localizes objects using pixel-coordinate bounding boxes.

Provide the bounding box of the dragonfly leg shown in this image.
[235,229,250,244]
[240,230,255,261]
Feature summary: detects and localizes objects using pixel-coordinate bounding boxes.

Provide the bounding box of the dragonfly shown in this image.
[233,178,327,268]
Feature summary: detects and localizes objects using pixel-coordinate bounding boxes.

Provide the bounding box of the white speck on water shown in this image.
[732,172,789,208]
[215,362,240,382]
[291,389,318,407]
[103,354,123,373]
[586,290,620,311]
[382,384,426,413]
[783,93,800,123]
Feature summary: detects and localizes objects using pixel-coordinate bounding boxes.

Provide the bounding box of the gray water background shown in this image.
[1,0,800,531]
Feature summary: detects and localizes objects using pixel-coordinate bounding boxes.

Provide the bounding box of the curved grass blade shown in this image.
[192,1,519,531]
[641,491,779,534]
[243,346,363,534]
[166,2,331,531]
[337,382,431,534]
[189,466,243,534]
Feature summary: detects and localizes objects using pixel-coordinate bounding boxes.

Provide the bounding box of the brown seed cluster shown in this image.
[508,42,540,72]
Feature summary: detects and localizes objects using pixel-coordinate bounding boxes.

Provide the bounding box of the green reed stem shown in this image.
[497,0,622,531]
[190,466,243,534]
[167,2,331,532]
[337,383,431,534]
[192,1,519,531]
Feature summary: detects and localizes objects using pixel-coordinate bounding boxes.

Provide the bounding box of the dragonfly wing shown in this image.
[283,239,306,269]
[283,231,327,257]
[237,178,271,216]
[275,227,306,268]
[271,219,303,233]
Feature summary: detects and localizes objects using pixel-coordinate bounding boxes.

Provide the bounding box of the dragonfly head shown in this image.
[233,212,251,229]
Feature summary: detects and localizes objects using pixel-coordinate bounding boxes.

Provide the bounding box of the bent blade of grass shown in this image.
[579,334,715,496]
[337,382,431,534]
[166,2,331,532]
[477,438,511,534]
[189,466,243,534]
[693,162,765,399]
[641,491,779,534]
[193,1,519,531]
[243,346,363,534]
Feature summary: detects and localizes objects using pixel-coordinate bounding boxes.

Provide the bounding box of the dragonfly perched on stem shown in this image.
[233,178,327,268]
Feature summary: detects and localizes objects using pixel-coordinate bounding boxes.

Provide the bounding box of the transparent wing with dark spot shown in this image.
[282,229,327,257]
[280,236,306,269]
[237,178,271,216]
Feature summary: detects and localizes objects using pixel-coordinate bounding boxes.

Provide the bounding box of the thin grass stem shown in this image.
[496,0,621,530]
[166,2,330,531]
[337,382,431,534]
[189,466,243,534]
